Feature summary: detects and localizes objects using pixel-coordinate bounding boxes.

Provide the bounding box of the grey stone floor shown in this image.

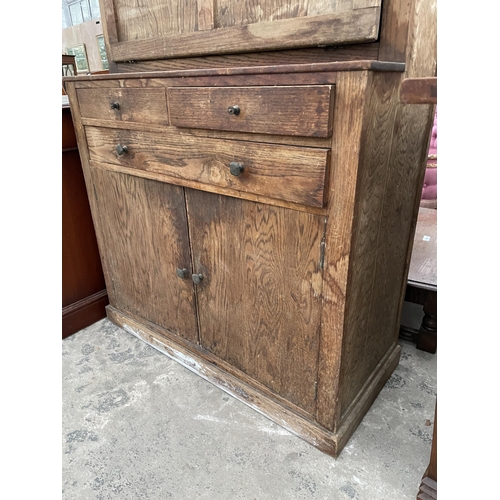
[62,319,437,500]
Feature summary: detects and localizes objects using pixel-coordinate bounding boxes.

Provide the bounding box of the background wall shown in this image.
[62,18,105,74]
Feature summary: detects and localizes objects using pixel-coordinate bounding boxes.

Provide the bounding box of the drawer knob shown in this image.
[176,268,188,279]
[229,162,244,176]
[192,273,204,284]
[227,105,240,116]
[116,144,129,156]
[110,102,120,110]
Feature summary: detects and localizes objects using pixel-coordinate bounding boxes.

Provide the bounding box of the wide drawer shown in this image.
[167,86,334,138]
[86,126,330,207]
[76,87,168,125]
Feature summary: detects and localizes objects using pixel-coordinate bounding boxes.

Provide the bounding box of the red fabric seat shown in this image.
[421,109,437,208]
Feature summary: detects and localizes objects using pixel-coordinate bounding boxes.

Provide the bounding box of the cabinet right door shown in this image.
[186,189,326,414]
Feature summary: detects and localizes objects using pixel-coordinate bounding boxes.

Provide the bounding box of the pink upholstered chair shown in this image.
[420,109,437,208]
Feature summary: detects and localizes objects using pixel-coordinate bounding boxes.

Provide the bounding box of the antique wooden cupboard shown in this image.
[64,0,436,456]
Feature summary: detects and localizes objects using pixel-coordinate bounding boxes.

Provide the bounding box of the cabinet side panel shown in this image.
[338,71,434,416]
[113,0,210,42]
[91,168,199,342]
[186,190,325,414]
[314,70,369,430]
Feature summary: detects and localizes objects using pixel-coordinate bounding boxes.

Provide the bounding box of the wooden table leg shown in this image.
[400,286,437,354]
[416,290,437,354]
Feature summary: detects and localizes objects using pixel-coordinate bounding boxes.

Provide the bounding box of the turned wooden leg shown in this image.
[416,291,437,354]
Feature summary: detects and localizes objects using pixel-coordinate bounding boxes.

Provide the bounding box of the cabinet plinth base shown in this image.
[106,305,400,457]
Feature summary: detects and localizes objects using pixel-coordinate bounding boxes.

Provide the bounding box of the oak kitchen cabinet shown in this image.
[64,0,436,456]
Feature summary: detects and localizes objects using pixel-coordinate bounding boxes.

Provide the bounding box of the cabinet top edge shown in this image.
[63,60,405,83]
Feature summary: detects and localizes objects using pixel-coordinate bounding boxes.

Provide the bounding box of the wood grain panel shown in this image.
[77,87,168,125]
[400,77,437,104]
[82,117,332,148]
[109,8,382,61]
[186,191,326,414]
[407,207,437,289]
[216,0,381,28]
[168,85,334,137]
[314,70,370,430]
[85,126,330,207]
[90,168,199,342]
[114,45,380,73]
[337,71,434,418]
[337,71,401,417]
[404,0,437,79]
[377,0,412,63]
[113,0,210,42]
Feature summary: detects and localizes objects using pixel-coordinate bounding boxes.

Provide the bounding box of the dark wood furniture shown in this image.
[62,54,77,76]
[64,0,436,457]
[62,96,108,338]
[400,207,437,353]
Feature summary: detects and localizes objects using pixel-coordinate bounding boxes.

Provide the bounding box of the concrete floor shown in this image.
[62,318,437,500]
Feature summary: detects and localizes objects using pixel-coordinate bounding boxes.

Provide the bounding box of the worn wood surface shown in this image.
[185,190,326,413]
[404,0,437,79]
[400,77,437,104]
[377,0,412,63]
[114,45,380,73]
[110,9,381,61]
[407,207,437,290]
[216,0,381,28]
[337,71,401,418]
[106,304,400,457]
[77,87,168,125]
[86,126,330,207]
[81,117,332,149]
[337,71,434,418]
[168,85,334,138]
[101,0,381,62]
[63,61,404,86]
[314,70,369,431]
[107,305,340,455]
[90,169,199,342]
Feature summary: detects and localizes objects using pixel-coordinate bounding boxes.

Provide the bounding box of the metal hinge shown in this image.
[319,218,327,270]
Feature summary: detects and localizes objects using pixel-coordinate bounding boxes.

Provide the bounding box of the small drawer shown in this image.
[86,126,330,207]
[167,86,334,138]
[76,88,168,125]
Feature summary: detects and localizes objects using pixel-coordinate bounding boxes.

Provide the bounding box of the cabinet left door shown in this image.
[90,167,199,343]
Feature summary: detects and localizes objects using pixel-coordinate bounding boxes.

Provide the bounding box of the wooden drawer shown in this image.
[86,126,330,207]
[168,86,334,138]
[76,88,168,125]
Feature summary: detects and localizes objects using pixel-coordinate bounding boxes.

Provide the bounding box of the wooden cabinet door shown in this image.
[102,0,382,62]
[91,168,199,343]
[185,189,326,414]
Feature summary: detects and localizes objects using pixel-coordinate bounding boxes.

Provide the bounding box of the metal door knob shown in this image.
[176,268,188,279]
[110,102,120,109]
[229,162,244,176]
[227,105,240,116]
[191,273,204,284]
[116,144,128,155]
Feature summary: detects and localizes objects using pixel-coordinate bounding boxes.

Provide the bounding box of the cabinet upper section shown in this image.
[102,0,382,62]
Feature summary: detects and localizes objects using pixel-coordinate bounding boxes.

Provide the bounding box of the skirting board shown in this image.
[106,305,400,457]
[62,289,109,339]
